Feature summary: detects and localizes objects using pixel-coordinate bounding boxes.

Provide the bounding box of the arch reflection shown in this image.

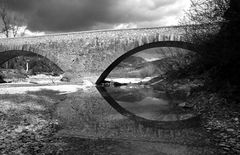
[96,41,202,129]
[97,85,201,129]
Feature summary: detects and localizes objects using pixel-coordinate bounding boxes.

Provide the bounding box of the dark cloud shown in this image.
[0,0,184,32]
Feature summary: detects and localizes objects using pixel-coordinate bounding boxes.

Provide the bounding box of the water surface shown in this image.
[53,84,217,155]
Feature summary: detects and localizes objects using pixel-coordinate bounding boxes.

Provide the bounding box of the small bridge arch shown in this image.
[0,45,65,72]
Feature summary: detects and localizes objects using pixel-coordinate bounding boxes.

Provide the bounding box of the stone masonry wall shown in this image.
[0,26,185,81]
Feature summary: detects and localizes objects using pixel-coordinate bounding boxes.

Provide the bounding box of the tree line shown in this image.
[180,0,240,99]
[0,2,62,75]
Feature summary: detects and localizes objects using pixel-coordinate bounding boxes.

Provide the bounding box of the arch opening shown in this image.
[0,50,63,74]
[96,41,203,128]
[96,41,202,84]
[0,50,63,83]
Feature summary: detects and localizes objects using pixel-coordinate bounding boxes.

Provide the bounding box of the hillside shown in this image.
[108,53,195,80]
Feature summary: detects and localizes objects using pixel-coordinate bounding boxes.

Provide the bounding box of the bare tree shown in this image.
[179,0,240,91]
[183,0,229,24]
[0,1,26,69]
[180,0,230,43]
[0,2,25,38]
[0,4,10,37]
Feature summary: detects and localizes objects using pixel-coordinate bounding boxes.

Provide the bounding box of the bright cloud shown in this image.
[113,23,137,29]
[2,0,191,33]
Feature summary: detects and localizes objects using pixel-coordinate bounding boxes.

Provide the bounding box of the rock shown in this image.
[0,76,6,83]
[60,77,70,82]
[61,70,81,82]
[173,83,179,87]
[29,81,38,84]
[234,117,239,121]
[226,128,234,132]
[15,127,24,133]
[178,102,187,107]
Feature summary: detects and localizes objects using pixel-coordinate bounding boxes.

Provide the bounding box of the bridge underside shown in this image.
[0,50,43,65]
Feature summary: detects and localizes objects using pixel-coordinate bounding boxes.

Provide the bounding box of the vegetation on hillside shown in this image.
[176,0,240,153]
[180,0,240,97]
[105,1,240,153]
[0,1,25,38]
[108,52,196,79]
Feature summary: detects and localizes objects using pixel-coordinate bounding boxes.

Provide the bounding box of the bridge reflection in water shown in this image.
[96,85,200,130]
[95,42,201,129]
[55,43,218,154]
[55,86,216,155]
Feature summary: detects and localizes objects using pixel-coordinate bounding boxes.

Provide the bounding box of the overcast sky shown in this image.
[1,0,191,34]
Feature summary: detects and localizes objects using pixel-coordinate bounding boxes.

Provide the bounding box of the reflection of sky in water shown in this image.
[103,46,197,121]
[105,86,194,121]
[105,77,153,83]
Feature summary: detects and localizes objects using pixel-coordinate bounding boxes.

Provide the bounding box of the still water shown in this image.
[101,85,196,122]
[1,45,218,154]
[53,83,218,155]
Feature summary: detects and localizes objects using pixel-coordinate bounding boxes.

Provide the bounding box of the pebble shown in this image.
[234,117,239,121]
[173,83,178,87]
[223,147,230,151]
[15,127,24,133]
[178,102,186,107]
[226,128,234,132]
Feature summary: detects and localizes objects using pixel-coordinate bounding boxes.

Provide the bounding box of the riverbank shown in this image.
[190,91,240,154]
[159,76,240,154]
[0,81,97,154]
[0,85,64,154]
[0,82,216,154]
[0,77,239,154]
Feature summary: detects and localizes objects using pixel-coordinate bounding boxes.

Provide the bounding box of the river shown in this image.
[0,79,218,154]
[52,82,217,154]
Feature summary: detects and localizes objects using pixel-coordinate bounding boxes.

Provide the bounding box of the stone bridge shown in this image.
[0,26,199,82]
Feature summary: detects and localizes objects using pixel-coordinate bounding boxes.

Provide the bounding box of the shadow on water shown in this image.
[96,86,201,130]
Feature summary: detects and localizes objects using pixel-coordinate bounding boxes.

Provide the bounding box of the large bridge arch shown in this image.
[96,41,202,84]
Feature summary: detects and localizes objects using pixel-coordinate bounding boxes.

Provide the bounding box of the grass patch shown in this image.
[0,89,66,154]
